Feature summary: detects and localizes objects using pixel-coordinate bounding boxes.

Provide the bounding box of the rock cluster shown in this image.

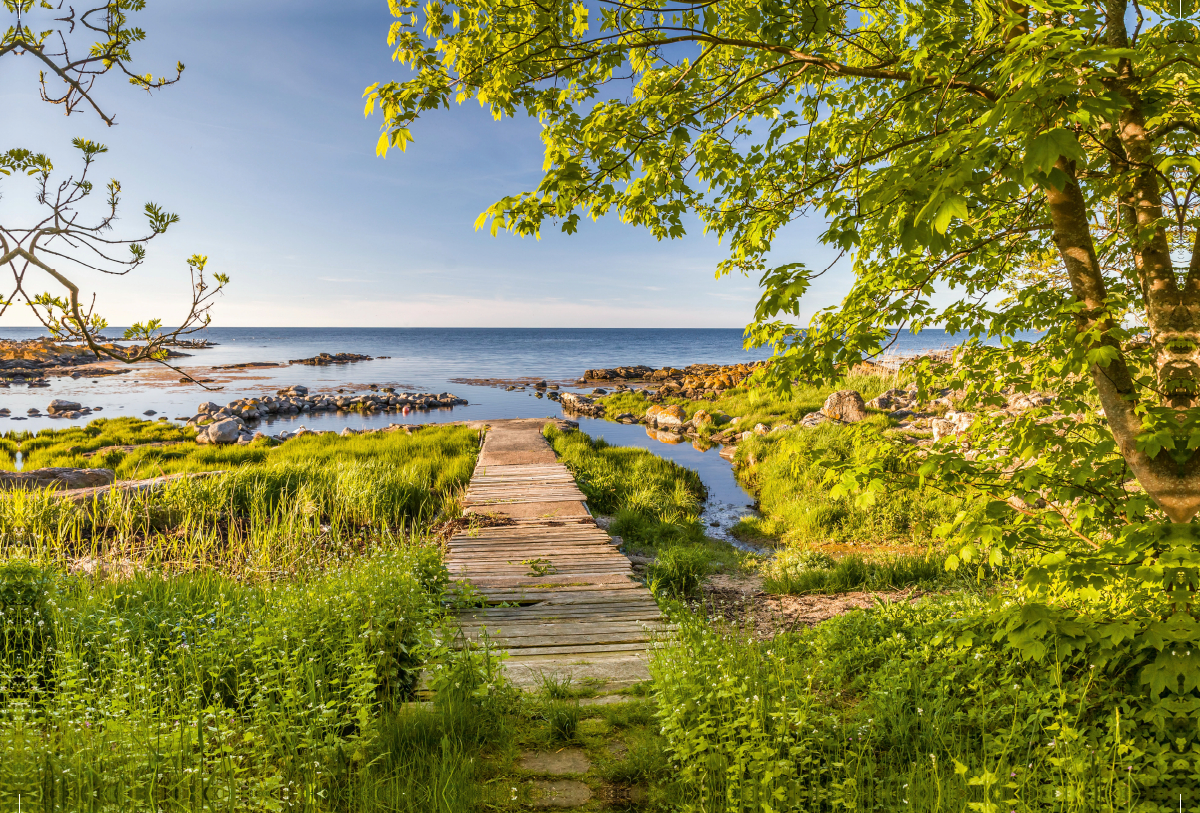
[581,362,765,396]
[558,391,605,417]
[186,386,467,444]
[582,365,654,380]
[289,352,372,366]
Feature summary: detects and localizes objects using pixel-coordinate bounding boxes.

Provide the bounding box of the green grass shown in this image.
[598,370,899,436]
[0,551,460,809]
[761,548,1006,594]
[731,417,966,549]
[0,417,514,811]
[543,424,706,549]
[1,423,479,575]
[542,425,749,591]
[652,594,1149,810]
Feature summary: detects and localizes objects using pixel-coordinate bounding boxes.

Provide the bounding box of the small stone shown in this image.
[799,411,828,428]
[26,408,39,415]
[143,410,157,416]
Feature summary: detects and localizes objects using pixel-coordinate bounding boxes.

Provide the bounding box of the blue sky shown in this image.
[0,0,846,328]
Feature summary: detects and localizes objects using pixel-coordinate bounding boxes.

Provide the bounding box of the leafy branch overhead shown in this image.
[1,0,183,125]
[1,1,226,378]
[368,0,1200,656]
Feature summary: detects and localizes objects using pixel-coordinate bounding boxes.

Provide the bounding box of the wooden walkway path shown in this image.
[448,420,663,690]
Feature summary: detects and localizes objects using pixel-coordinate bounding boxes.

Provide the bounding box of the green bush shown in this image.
[652,594,1169,810]
[0,549,448,809]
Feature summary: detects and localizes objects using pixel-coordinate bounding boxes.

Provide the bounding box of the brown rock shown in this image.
[0,467,115,491]
[822,390,868,423]
[649,404,686,428]
[692,409,713,427]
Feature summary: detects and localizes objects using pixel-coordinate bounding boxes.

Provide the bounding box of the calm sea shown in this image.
[0,327,992,519]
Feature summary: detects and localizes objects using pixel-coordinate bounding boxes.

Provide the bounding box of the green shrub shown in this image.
[652,594,1162,810]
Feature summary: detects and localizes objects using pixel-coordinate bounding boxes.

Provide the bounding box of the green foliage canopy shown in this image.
[368,0,1200,693]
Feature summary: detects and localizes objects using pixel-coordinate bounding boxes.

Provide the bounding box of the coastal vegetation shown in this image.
[0,413,1184,809]
[374,0,1200,803]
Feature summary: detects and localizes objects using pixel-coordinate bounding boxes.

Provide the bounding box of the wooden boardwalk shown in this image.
[448,420,663,689]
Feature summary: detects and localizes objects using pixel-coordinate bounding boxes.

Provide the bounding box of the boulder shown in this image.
[754,423,769,435]
[822,390,868,423]
[196,418,242,445]
[0,467,115,491]
[648,404,686,428]
[198,401,221,414]
[47,399,83,414]
[692,409,713,427]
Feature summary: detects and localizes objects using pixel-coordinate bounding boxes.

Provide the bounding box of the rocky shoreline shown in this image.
[186,385,468,444]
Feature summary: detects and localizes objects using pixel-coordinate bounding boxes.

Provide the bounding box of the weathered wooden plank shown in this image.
[499,642,652,657]
[460,620,667,637]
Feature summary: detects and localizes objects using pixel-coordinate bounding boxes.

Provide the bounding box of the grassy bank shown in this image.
[732,418,967,550]
[2,422,478,574]
[0,419,501,811]
[598,370,897,437]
